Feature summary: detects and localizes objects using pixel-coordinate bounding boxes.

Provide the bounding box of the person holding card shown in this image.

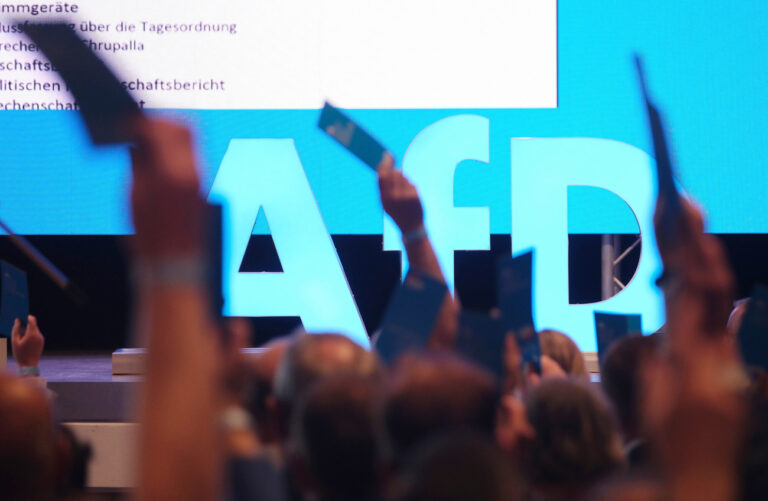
[129,118,224,501]
[377,154,458,349]
[643,200,748,501]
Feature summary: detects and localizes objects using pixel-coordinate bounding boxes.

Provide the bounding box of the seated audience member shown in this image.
[600,333,661,469]
[0,372,57,501]
[522,378,624,501]
[229,334,381,501]
[9,316,94,501]
[538,329,588,379]
[244,334,293,450]
[273,333,383,440]
[384,352,498,466]
[290,375,382,501]
[395,434,525,501]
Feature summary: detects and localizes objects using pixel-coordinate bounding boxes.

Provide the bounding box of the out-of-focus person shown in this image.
[273,332,382,442]
[394,434,525,501]
[538,329,588,379]
[0,372,57,501]
[289,374,382,501]
[383,352,498,467]
[600,333,661,469]
[522,378,624,501]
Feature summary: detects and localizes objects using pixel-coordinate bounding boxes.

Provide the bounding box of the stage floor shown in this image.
[7,353,139,421]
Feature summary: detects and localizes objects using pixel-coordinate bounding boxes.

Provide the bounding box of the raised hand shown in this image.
[644,200,747,501]
[130,119,204,261]
[378,154,424,233]
[11,315,44,369]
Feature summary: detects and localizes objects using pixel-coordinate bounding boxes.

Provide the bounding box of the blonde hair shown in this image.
[538,330,588,378]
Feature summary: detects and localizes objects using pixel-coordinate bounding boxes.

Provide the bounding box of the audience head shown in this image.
[0,373,57,501]
[395,433,524,501]
[728,298,749,338]
[55,424,92,498]
[290,374,382,501]
[740,390,768,501]
[274,332,382,438]
[245,334,292,444]
[523,378,624,498]
[538,330,589,378]
[600,333,661,443]
[587,474,665,501]
[384,352,498,464]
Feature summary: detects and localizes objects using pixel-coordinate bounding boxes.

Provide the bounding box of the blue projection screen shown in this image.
[1,0,766,348]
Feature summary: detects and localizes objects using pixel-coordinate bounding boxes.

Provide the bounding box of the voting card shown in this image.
[0,261,29,337]
[634,54,684,243]
[737,285,768,371]
[456,311,507,380]
[375,270,447,365]
[594,311,642,365]
[318,102,389,170]
[497,251,541,372]
[22,22,140,144]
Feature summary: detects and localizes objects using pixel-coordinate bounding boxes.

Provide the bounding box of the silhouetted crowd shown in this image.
[1,116,767,501]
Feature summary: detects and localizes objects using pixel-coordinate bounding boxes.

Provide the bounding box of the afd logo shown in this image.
[208,115,665,350]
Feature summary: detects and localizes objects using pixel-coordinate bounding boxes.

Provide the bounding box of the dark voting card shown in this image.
[497,251,541,373]
[205,203,224,328]
[633,55,684,244]
[22,22,140,144]
[737,285,768,371]
[318,102,388,170]
[0,261,29,337]
[594,312,642,365]
[456,311,507,380]
[375,271,447,365]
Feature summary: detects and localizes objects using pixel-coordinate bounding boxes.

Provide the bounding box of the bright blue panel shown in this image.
[1,0,768,235]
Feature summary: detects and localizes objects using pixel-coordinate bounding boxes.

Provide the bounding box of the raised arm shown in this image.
[643,201,746,501]
[377,154,458,348]
[131,119,222,501]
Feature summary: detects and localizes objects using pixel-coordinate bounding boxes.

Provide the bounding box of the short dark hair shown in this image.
[292,375,381,501]
[384,352,499,463]
[600,333,660,439]
[398,433,525,501]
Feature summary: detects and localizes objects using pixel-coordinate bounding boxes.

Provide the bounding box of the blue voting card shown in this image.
[594,312,643,365]
[497,251,541,373]
[22,22,140,144]
[0,261,29,337]
[456,311,507,381]
[375,270,448,365]
[634,55,684,245]
[318,102,389,170]
[737,285,768,371]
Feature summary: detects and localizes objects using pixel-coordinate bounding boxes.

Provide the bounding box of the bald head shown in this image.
[0,373,56,501]
[274,333,382,406]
